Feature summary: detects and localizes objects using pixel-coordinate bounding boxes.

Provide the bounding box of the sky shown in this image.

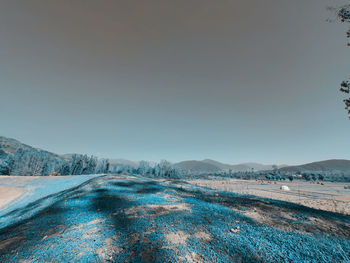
[0,0,349,165]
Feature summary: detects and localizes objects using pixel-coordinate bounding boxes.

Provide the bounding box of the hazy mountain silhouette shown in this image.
[109,159,139,168]
[201,159,286,172]
[174,159,287,173]
[174,160,221,173]
[279,159,350,173]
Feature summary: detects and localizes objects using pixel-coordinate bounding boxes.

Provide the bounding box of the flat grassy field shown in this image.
[187,178,350,215]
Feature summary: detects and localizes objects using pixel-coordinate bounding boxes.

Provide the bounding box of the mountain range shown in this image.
[1,136,350,174]
[173,159,287,173]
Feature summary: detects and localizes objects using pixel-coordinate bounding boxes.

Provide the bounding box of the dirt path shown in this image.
[0,186,24,209]
[0,176,39,209]
[0,175,349,262]
[0,175,100,226]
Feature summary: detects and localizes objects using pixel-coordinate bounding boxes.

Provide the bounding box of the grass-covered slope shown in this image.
[280,159,350,173]
[0,175,349,262]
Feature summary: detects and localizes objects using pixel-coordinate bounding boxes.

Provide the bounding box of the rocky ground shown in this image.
[0,175,349,262]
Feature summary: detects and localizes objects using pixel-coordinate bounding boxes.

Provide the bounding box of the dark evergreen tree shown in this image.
[0,154,14,175]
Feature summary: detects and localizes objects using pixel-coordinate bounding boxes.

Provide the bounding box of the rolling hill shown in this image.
[201,159,286,172]
[174,159,285,173]
[0,136,33,160]
[279,159,350,173]
[174,160,221,173]
[0,136,62,162]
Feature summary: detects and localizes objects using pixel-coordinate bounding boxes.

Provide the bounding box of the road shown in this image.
[0,175,349,262]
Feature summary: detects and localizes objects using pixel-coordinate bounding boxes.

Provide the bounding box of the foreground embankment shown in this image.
[0,175,349,262]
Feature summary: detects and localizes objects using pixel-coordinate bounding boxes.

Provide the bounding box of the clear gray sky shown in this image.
[1,0,349,165]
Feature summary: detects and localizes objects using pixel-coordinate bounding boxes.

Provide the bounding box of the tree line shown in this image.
[109,160,182,179]
[0,148,109,176]
[0,149,183,178]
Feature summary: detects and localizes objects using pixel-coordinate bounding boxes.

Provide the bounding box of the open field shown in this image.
[0,175,349,262]
[187,179,350,215]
